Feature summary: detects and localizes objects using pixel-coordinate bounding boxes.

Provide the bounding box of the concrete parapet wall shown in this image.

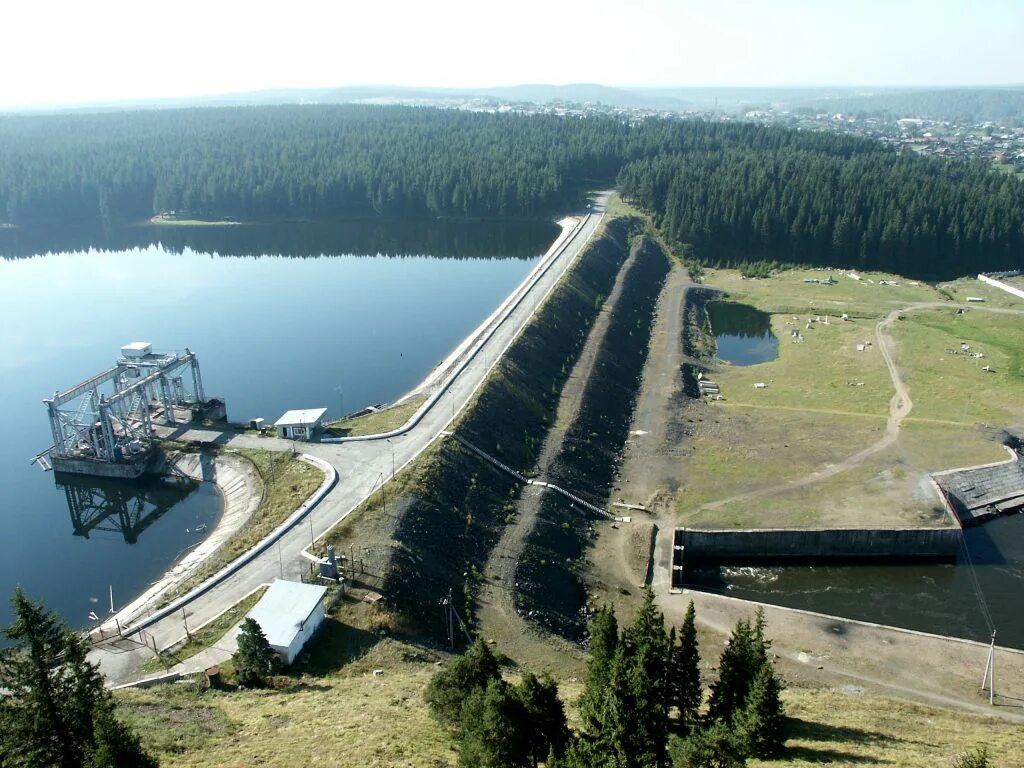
[677,526,961,562]
[978,273,1024,300]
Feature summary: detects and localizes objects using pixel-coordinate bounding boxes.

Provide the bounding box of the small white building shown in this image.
[243,579,329,665]
[274,407,328,440]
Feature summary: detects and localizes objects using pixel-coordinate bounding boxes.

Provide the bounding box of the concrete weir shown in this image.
[671,526,961,587]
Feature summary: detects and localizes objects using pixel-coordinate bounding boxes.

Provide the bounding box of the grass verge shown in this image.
[138,587,268,675]
[155,448,324,608]
[324,396,426,438]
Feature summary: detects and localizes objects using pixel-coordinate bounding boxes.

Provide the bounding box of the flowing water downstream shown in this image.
[0,218,557,635]
[690,301,1024,648]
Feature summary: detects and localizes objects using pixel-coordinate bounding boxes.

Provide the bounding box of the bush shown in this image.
[670,723,747,768]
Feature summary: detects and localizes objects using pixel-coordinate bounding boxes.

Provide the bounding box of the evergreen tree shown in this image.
[590,589,670,768]
[669,600,702,733]
[458,679,530,768]
[669,722,747,768]
[0,589,156,768]
[706,615,767,724]
[514,672,569,767]
[425,637,501,725]
[733,660,786,758]
[83,706,159,768]
[233,617,280,688]
[577,605,618,732]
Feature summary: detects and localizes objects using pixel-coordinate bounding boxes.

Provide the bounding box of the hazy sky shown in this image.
[2,0,1021,108]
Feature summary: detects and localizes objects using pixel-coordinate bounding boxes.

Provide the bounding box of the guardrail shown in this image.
[321,214,593,444]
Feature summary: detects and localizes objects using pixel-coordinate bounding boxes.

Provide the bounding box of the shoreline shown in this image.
[398,215,579,403]
[91,451,260,638]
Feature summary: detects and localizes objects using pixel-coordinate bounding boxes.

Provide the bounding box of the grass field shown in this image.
[325,396,426,438]
[892,308,1024,425]
[663,267,1023,529]
[157,449,324,606]
[118,601,1024,768]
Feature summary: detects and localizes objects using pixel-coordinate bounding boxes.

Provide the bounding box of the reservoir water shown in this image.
[0,218,557,635]
[707,300,778,365]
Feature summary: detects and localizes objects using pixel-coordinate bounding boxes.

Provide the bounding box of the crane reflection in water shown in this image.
[56,472,198,544]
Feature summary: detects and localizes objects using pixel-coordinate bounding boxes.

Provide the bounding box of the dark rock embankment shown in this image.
[515,234,671,640]
[383,218,637,643]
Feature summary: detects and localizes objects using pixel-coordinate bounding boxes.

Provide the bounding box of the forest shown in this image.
[616,147,1024,279]
[1,104,1022,277]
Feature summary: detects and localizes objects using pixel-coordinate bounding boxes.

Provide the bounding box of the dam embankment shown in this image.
[382,217,638,641]
[515,233,672,640]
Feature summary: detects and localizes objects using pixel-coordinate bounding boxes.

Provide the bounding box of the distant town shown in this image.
[358,93,1024,174]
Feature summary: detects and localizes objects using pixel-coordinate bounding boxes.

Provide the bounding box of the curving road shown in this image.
[91,194,610,683]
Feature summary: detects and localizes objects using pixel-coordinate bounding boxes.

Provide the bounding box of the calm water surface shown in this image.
[0,219,557,634]
[707,300,779,365]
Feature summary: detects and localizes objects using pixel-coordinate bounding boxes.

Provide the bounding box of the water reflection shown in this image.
[707,300,779,365]
[0,218,559,261]
[57,473,198,544]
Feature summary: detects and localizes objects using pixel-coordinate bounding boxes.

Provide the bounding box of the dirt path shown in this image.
[698,302,1024,512]
[662,590,1024,723]
[474,239,642,665]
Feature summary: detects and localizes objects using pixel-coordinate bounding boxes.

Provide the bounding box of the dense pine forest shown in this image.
[617,148,1024,278]
[1,104,1022,277]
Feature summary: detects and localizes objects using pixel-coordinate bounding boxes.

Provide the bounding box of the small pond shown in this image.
[706,301,778,366]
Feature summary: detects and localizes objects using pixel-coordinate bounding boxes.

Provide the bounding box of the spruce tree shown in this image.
[458,679,530,768]
[83,705,159,768]
[590,588,670,768]
[0,588,156,768]
[733,660,786,758]
[707,618,755,724]
[233,617,280,688]
[515,672,569,767]
[670,600,702,732]
[425,637,501,725]
[577,605,618,732]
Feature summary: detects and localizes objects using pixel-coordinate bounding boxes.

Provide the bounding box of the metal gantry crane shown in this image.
[38,342,210,478]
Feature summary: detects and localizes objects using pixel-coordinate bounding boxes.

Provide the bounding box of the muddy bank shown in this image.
[383,218,637,642]
[680,286,719,398]
[515,234,671,640]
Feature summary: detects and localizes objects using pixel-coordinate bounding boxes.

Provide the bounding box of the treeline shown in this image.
[617,147,1024,279]
[0,106,878,225]
[3,105,1023,277]
[426,590,787,768]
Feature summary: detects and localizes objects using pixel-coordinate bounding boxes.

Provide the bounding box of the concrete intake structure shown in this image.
[39,342,225,479]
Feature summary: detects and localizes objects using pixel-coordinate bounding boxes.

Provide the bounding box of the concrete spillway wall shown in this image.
[675,526,961,565]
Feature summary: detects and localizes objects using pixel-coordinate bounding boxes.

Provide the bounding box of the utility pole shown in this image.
[278,540,284,579]
[309,516,316,552]
[982,629,997,705]
[182,608,190,641]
